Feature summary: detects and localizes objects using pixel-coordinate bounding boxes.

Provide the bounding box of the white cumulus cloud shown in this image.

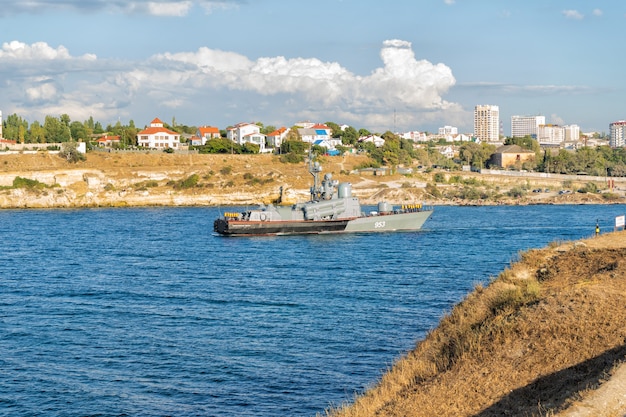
[145,1,192,16]
[1,38,460,132]
[562,9,584,20]
[154,39,456,112]
[0,41,96,60]
[26,81,59,102]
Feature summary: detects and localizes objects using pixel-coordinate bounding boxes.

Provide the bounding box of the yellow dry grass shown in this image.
[328,231,626,417]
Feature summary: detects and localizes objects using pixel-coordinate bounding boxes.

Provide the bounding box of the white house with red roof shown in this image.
[96,134,120,148]
[136,118,181,149]
[266,127,290,148]
[227,122,266,152]
[196,126,220,145]
[311,123,332,136]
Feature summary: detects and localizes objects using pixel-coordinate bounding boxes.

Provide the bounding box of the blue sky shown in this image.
[0,0,624,135]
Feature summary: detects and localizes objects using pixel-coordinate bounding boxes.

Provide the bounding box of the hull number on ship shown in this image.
[374,221,386,229]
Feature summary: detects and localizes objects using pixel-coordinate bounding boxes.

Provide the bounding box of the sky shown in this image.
[0,0,624,135]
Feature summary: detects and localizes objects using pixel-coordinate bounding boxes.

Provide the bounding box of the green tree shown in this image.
[280,139,307,155]
[459,142,481,166]
[30,121,45,143]
[59,141,86,163]
[241,142,260,154]
[69,121,87,141]
[94,121,104,134]
[341,126,359,146]
[44,116,70,142]
[198,138,241,154]
[325,121,341,137]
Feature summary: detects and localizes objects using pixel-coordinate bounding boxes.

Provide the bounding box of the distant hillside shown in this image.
[328,231,626,417]
[0,151,623,208]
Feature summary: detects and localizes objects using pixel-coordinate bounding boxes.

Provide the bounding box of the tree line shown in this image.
[3,113,626,176]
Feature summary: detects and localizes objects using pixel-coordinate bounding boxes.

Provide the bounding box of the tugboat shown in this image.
[213,156,433,236]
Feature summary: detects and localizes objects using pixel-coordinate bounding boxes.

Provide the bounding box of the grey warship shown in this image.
[213,157,433,236]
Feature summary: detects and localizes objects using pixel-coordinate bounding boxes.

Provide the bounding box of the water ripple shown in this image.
[0,205,623,416]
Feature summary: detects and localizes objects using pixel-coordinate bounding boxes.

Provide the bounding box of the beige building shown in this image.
[491,145,535,168]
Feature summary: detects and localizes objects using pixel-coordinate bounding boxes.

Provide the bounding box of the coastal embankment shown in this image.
[328,231,626,417]
[0,152,623,209]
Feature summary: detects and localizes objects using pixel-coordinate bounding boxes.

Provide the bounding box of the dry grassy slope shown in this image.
[0,152,396,207]
[0,151,379,193]
[330,231,626,417]
[0,152,618,208]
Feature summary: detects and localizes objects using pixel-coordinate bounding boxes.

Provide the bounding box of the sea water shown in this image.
[0,205,623,416]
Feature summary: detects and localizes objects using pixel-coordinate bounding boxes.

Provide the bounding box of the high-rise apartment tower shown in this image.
[474,105,500,142]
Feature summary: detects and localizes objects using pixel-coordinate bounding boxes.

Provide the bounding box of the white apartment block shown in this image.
[474,105,500,142]
[227,122,266,151]
[563,124,580,142]
[438,125,458,135]
[399,131,428,142]
[511,115,545,138]
[537,124,564,146]
[610,121,626,148]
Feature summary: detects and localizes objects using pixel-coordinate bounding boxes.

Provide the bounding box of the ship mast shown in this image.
[309,154,323,202]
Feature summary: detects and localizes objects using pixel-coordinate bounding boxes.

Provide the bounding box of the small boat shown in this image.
[213,157,433,236]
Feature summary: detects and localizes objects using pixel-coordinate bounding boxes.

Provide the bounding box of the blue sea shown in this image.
[1,204,623,416]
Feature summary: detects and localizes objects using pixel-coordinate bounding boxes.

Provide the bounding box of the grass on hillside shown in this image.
[326,233,626,417]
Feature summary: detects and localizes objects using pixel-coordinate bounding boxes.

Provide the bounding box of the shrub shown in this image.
[177,174,199,189]
[59,141,86,163]
[507,186,525,198]
[426,183,441,198]
[279,152,305,164]
[578,182,598,194]
[433,172,446,183]
[220,166,232,175]
[13,176,46,190]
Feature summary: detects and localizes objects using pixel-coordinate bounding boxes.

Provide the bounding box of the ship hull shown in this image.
[214,210,433,236]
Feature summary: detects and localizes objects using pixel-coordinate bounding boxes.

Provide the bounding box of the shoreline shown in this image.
[0,152,624,209]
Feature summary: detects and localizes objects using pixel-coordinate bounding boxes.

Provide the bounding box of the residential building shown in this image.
[227,122,266,152]
[474,105,500,143]
[294,121,315,129]
[537,124,564,147]
[610,121,626,148]
[96,134,121,148]
[443,133,474,142]
[136,118,181,149]
[266,127,290,148]
[196,126,220,145]
[400,131,428,142]
[563,124,580,142]
[511,115,545,138]
[312,139,334,150]
[358,134,385,147]
[439,145,455,159]
[298,127,330,144]
[438,125,458,135]
[311,123,332,135]
[0,110,2,139]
